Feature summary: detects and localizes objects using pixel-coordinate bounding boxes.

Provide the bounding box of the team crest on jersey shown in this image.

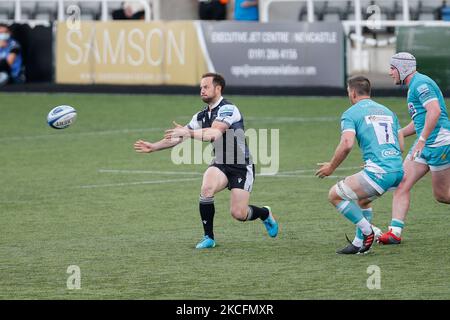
[407,102,417,118]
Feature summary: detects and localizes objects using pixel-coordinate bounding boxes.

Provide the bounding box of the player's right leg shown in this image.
[196,166,228,249]
[379,158,428,245]
[428,144,450,204]
[227,163,278,238]
[431,166,450,204]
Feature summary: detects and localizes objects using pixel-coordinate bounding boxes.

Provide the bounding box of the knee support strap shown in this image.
[336,180,359,201]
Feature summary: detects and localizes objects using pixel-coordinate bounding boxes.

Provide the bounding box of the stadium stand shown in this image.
[0,0,448,94]
[0,0,446,23]
[274,0,448,23]
[0,0,155,21]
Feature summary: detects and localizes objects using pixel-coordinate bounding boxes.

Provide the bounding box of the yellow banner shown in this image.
[56,21,208,85]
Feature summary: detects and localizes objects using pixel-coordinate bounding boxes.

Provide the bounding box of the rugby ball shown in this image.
[47,105,77,129]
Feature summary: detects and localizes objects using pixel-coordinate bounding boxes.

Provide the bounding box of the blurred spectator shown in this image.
[112,1,146,20]
[197,0,228,20]
[0,24,24,86]
[233,0,259,21]
[439,0,449,20]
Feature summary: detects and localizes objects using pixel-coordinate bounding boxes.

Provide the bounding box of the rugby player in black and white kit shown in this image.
[134,73,278,249]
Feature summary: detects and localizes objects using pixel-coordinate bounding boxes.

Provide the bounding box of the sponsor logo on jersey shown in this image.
[407,102,417,118]
[218,105,234,118]
[382,149,400,157]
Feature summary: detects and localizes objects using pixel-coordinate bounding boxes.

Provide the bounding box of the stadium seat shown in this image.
[342,0,355,20]
[79,2,101,20]
[323,12,341,22]
[19,12,34,21]
[406,0,422,20]
[35,1,58,21]
[20,1,37,20]
[322,1,348,22]
[339,1,354,20]
[0,1,14,20]
[418,0,445,20]
[34,12,53,21]
[298,1,326,21]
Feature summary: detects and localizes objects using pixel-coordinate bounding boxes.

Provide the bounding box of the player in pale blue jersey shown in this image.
[316,76,404,254]
[378,52,450,244]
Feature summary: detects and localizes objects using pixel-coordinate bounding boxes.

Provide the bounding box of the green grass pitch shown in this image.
[1,92,449,299]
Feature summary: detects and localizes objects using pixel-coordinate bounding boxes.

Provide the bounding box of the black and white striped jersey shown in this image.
[187,97,252,165]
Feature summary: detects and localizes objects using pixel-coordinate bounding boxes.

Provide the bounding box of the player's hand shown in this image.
[164,121,190,141]
[134,139,155,153]
[315,162,334,179]
[412,139,425,160]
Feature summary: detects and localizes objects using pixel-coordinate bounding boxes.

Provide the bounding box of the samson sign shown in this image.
[56,21,208,85]
[201,22,345,87]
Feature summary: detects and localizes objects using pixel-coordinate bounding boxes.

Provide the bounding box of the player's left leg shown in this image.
[378,158,428,244]
[229,188,278,238]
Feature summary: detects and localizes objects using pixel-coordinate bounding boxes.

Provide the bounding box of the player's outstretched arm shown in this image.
[164,121,228,142]
[193,121,228,142]
[134,138,182,153]
[316,131,355,178]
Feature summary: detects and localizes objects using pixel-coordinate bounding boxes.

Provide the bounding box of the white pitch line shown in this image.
[77,178,199,189]
[98,167,360,177]
[280,166,361,174]
[78,174,340,189]
[257,174,341,178]
[98,169,203,175]
[245,116,339,123]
